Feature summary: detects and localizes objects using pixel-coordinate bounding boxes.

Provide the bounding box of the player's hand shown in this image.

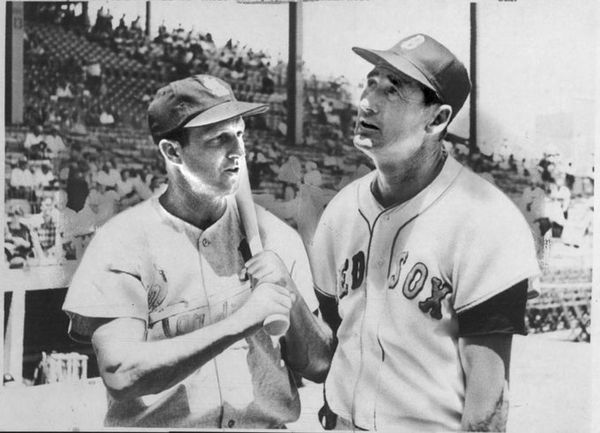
[234,282,295,332]
[242,250,293,288]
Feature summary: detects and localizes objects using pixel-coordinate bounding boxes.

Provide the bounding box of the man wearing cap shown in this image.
[63,74,333,428]
[310,34,539,431]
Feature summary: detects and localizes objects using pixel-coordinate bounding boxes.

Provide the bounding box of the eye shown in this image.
[386,86,398,95]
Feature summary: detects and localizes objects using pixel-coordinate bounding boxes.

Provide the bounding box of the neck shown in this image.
[372,143,446,208]
[159,181,227,230]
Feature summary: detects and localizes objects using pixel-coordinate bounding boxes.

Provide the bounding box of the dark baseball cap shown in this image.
[148,74,268,142]
[353,34,471,120]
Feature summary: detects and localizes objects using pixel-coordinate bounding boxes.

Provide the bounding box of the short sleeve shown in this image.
[308,206,338,299]
[62,223,149,342]
[452,204,540,313]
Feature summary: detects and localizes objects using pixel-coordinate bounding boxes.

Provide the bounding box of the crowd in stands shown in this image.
[5,4,593,342]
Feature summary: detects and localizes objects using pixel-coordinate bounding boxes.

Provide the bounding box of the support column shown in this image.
[287,0,304,146]
[145,1,151,38]
[6,1,24,125]
[469,2,478,154]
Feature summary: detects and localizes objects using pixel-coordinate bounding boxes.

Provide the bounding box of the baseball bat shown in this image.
[236,158,290,337]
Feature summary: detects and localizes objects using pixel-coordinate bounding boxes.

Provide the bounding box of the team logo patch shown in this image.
[148,268,168,311]
[401,34,425,50]
[202,76,230,97]
[148,283,167,311]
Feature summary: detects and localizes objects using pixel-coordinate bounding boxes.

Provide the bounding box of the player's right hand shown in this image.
[234,282,295,332]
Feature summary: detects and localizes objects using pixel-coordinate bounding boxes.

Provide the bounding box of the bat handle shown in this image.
[263,314,290,337]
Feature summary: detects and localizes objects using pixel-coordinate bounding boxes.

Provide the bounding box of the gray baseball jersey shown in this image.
[63,195,318,428]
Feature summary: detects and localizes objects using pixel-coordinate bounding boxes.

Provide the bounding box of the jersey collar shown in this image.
[359,154,463,223]
[151,194,238,246]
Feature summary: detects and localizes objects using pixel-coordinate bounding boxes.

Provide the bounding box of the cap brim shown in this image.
[352,46,438,96]
[183,100,269,128]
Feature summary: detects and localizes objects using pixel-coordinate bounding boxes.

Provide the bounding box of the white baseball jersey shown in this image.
[311,155,539,432]
[63,195,318,428]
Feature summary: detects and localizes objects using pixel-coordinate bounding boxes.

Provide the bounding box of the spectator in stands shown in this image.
[86,182,120,226]
[277,155,303,199]
[28,196,62,263]
[130,15,143,35]
[303,161,323,187]
[564,161,576,191]
[99,106,116,126]
[4,207,34,268]
[10,157,35,199]
[43,125,67,156]
[115,14,128,38]
[55,79,74,100]
[95,161,119,190]
[84,57,103,96]
[116,168,135,199]
[33,162,57,190]
[23,125,46,155]
[66,163,90,212]
[554,175,571,220]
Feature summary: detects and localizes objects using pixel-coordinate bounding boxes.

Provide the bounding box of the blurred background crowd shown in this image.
[3,2,593,381]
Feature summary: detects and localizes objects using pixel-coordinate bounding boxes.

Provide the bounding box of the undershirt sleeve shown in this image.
[457,279,528,337]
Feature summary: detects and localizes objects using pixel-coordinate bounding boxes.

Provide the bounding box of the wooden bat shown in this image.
[236,158,290,337]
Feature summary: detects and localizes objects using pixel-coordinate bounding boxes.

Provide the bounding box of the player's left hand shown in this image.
[242,250,294,289]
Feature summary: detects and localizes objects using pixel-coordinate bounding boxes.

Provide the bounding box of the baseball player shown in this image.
[310,34,540,432]
[62,75,333,428]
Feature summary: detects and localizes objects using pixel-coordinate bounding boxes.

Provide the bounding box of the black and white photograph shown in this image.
[0,0,596,431]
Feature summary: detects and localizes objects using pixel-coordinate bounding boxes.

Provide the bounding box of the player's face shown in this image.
[179,117,246,197]
[354,66,433,160]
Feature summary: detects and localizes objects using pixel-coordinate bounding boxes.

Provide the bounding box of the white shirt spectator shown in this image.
[56,84,74,99]
[87,62,101,77]
[44,133,67,155]
[554,185,571,214]
[33,167,56,189]
[10,166,34,188]
[23,131,45,150]
[132,176,153,200]
[100,111,115,125]
[96,170,118,188]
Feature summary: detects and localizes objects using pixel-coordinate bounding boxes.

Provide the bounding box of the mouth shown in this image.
[224,167,240,175]
[357,119,379,131]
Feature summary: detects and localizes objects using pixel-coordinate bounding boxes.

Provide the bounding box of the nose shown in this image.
[359,93,378,115]
[227,135,245,160]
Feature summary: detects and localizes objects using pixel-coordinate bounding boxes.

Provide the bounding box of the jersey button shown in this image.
[202,238,210,247]
[227,419,235,428]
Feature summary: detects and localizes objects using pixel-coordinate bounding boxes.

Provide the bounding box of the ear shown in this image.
[425,104,452,136]
[158,139,183,165]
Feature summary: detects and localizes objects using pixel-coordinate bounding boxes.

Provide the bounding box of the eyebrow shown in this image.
[367,68,412,89]
[204,118,245,139]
